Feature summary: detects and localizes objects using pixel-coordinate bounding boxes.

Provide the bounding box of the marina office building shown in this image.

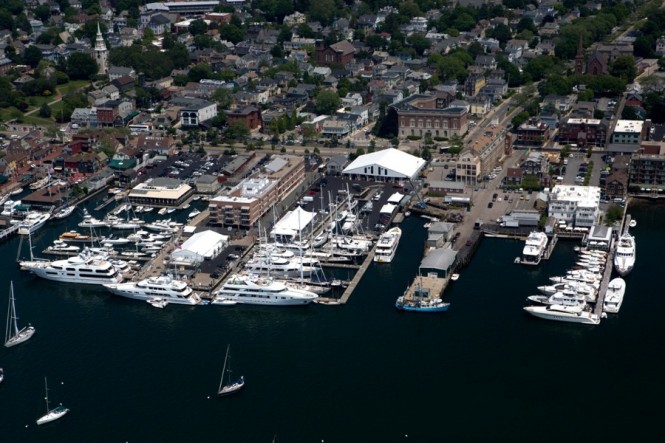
[128,177,194,207]
[548,185,601,227]
[209,155,305,228]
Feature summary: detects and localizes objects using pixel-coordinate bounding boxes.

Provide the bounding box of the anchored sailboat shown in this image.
[217,344,245,397]
[36,377,69,425]
[4,281,35,347]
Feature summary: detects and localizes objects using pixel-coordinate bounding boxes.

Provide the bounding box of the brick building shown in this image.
[315,40,356,66]
[392,92,467,139]
[515,121,550,147]
[226,106,263,130]
[557,117,608,148]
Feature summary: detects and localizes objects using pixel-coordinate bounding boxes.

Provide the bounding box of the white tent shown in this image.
[380,203,397,215]
[387,192,404,204]
[342,148,426,181]
[171,230,229,264]
[270,206,316,241]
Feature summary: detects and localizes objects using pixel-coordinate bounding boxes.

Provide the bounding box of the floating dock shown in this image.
[338,244,377,304]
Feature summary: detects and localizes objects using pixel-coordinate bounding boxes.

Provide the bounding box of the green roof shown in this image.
[108,157,137,170]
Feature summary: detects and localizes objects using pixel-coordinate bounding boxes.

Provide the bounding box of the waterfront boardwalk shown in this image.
[338,244,377,304]
[403,275,447,302]
[542,234,558,261]
[594,239,616,318]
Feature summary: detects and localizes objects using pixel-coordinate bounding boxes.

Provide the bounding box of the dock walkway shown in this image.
[338,244,376,304]
[402,275,448,303]
[594,239,616,318]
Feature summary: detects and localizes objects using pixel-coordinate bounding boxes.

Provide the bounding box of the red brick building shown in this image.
[226,106,262,130]
[557,117,608,148]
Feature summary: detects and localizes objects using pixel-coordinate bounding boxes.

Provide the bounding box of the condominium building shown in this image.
[548,185,601,227]
[208,155,305,228]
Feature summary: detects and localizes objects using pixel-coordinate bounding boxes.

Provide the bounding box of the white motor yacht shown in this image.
[373,227,402,263]
[53,205,76,220]
[527,290,588,307]
[104,275,203,305]
[519,231,548,265]
[613,232,636,276]
[19,248,123,285]
[537,281,597,302]
[18,211,51,235]
[603,277,626,314]
[214,274,317,306]
[523,304,600,325]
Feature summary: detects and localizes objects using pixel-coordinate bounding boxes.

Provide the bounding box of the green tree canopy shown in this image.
[66,52,98,80]
[315,90,342,115]
[609,55,637,83]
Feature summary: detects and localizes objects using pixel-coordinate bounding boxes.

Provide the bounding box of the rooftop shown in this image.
[614,119,644,134]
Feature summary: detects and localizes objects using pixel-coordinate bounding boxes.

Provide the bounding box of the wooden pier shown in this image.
[320,261,361,269]
[338,244,377,304]
[593,238,616,318]
[402,275,448,302]
[542,234,558,260]
[0,224,19,243]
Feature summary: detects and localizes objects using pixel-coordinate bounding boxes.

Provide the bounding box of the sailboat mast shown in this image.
[218,344,230,392]
[5,282,13,343]
[44,377,50,413]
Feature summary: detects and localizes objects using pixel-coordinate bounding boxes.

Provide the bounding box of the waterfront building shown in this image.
[209,155,305,228]
[342,148,426,182]
[629,143,665,192]
[171,230,229,266]
[170,97,217,127]
[426,222,455,248]
[608,120,648,153]
[270,207,316,243]
[419,248,457,279]
[195,175,221,195]
[548,185,601,227]
[128,178,194,207]
[457,126,512,185]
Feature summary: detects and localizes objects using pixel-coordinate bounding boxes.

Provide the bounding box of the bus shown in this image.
[128,124,151,134]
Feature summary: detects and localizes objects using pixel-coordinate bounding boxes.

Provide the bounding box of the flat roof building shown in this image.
[548,185,601,227]
[128,177,193,207]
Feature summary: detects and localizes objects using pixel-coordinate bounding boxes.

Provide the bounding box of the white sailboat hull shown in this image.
[5,325,35,347]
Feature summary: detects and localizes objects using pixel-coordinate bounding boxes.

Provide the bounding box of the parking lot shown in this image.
[562,152,606,188]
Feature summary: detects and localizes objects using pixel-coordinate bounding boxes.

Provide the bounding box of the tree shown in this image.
[225,120,249,140]
[486,23,511,48]
[315,90,341,115]
[605,204,623,226]
[66,52,98,79]
[511,111,530,128]
[308,0,336,26]
[610,55,637,83]
[38,103,52,118]
[34,5,51,23]
[407,33,431,56]
[23,46,43,68]
[189,19,208,36]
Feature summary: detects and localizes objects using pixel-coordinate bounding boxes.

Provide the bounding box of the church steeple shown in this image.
[94,22,108,75]
[574,33,585,74]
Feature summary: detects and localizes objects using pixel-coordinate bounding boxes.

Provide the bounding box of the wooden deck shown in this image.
[402,275,447,302]
[594,238,616,318]
[339,244,377,304]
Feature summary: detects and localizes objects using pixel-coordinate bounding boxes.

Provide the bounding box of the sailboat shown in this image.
[36,377,69,425]
[4,281,35,347]
[217,344,244,397]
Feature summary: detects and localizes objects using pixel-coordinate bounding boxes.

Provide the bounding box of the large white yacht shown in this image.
[17,212,51,235]
[19,248,123,285]
[373,227,402,263]
[537,280,598,302]
[214,274,317,306]
[103,275,203,305]
[520,231,548,265]
[613,232,636,276]
[523,304,600,325]
[527,290,588,308]
[603,277,626,314]
[244,256,320,278]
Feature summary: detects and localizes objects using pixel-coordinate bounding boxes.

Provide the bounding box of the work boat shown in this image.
[603,277,626,314]
[19,248,123,285]
[520,231,548,265]
[523,304,600,325]
[373,227,402,263]
[214,274,317,306]
[103,275,204,305]
[613,232,636,276]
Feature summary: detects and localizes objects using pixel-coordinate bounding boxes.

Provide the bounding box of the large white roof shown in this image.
[176,230,228,259]
[343,148,426,179]
[271,206,315,237]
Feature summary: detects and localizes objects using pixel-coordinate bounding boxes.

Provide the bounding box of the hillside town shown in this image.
[0,0,661,303]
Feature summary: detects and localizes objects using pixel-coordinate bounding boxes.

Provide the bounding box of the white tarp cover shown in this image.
[172,230,229,261]
[342,148,426,179]
[387,192,404,204]
[271,206,315,238]
[380,203,397,215]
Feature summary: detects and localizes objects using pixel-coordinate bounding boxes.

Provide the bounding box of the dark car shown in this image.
[487,202,493,208]
[210,272,220,279]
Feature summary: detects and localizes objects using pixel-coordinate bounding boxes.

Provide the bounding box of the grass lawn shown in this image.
[57,80,90,96]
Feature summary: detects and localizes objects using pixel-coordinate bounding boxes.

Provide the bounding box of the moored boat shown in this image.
[603,277,626,314]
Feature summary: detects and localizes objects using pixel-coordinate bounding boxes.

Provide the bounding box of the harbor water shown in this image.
[0,199,664,441]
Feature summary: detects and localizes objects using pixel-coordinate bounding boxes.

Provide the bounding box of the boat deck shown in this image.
[403,275,447,302]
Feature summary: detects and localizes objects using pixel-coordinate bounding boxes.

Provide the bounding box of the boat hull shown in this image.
[523,306,600,324]
[218,377,244,397]
[36,407,69,425]
[4,325,35,347]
